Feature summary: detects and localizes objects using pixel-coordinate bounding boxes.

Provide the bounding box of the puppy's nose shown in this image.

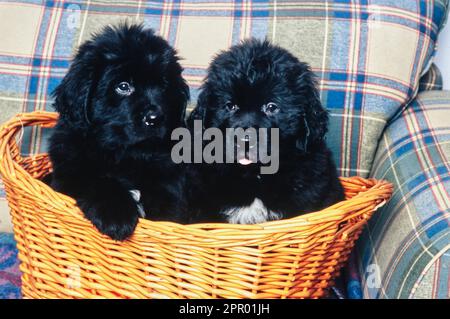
[143,109,163,126]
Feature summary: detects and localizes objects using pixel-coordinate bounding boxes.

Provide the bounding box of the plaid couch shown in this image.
[0,0,449,298]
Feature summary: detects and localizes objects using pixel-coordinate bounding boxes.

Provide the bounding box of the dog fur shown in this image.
[188,39,344,223]
[48,24,190,240]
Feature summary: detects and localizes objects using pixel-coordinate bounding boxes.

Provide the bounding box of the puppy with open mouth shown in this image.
[188,39,344,224]
[48,24,190,240]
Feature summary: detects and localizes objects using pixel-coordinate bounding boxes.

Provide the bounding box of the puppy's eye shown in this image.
[115,82,135,96]
[262,102,279,115]
[225,102,239,112]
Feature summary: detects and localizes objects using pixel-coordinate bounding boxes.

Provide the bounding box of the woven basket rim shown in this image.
[0,111,393,238]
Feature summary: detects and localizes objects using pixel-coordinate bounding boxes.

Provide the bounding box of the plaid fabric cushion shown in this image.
[357,90,450,299]
[0,2,449,299]
[419,63,444,92]
[0,0,447,175]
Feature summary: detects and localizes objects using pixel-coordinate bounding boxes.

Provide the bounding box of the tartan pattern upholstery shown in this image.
[419,63,444,92]
[357,90,450,299]
[0,0,449,299]
[0,0,447,176]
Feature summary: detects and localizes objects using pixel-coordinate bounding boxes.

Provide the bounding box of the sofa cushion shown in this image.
[419,63,443,92]
[0,1,447,175]
[357,90,450,299]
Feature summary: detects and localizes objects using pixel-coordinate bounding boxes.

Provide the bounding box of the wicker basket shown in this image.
[0,111,392,299]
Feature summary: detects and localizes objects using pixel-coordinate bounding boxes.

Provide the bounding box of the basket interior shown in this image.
[20,153,363,201]
[16,152,375,233]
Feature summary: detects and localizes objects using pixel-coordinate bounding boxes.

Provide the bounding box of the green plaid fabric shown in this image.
[357,90,450,299]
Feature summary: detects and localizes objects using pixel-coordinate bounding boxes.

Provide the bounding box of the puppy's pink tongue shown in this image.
[238,158,253,165]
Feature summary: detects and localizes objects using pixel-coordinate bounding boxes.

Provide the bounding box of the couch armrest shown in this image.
[356,90,450,299]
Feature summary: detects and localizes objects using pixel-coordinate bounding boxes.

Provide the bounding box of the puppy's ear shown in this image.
[188,88,208,130]
[178,78,190,125]
[168,72,190,126]
[295,115,310,153]
[165,52,190,126]
[294,67,328,153]
[53,43,97,127]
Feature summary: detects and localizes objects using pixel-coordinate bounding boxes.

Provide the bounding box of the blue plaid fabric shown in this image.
[357,90,450,298]
[0,0,448,176]
[0,0,449,299]
[419,63,444,92]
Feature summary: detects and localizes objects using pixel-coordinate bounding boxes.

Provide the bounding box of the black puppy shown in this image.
[49,24,190,240]
[188,39,344,224]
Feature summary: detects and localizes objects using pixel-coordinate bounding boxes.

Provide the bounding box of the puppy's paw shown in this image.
[79,192,139,241]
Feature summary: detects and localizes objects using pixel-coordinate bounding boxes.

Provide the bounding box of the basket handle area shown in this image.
[0,111,58,181]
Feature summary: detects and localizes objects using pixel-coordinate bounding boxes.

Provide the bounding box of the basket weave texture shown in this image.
[0,112,393,299]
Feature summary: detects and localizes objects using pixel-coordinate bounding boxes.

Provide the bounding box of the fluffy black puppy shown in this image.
[49,24,190,240]
[188,39,344,224]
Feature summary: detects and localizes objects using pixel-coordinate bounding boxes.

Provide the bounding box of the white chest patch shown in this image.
[222,198,282,224]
